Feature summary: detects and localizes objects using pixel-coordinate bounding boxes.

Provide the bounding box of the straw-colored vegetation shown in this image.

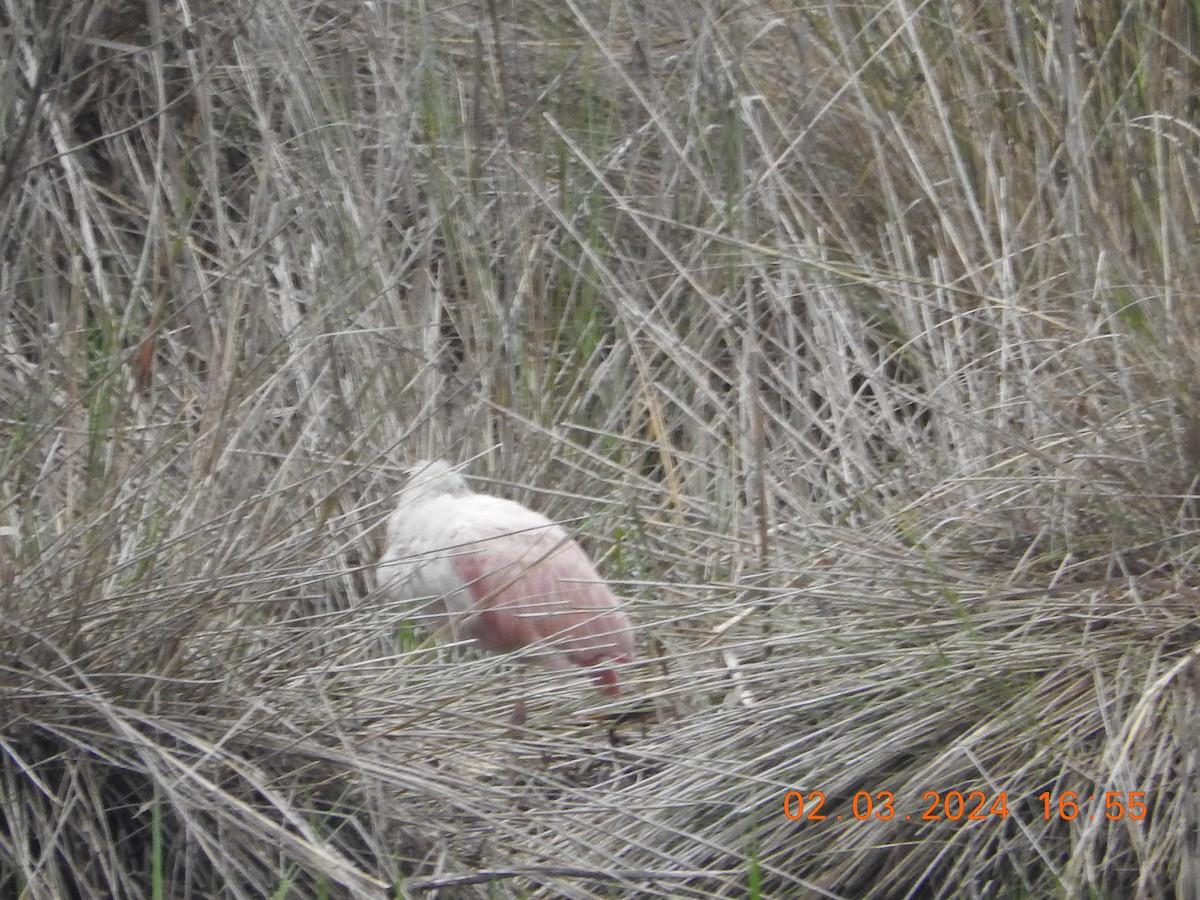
[3,0,1199,896]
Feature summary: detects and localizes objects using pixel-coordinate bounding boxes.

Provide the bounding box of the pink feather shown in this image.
[378,461,635,694]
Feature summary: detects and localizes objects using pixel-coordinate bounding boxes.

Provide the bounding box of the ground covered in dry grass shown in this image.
[2,0,1199,897]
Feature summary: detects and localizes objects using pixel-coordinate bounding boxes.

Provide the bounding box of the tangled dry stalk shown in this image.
[2,0,1199,897]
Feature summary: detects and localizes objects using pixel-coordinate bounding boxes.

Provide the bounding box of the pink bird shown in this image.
[378,460,635,696]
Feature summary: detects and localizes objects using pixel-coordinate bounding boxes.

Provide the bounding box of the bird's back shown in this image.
[385,490,554,557]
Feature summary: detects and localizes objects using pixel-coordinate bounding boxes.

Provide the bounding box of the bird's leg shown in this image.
[510,698,528,728]
[502,697,529,789]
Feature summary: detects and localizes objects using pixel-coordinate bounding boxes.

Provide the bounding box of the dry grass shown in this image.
[2,0,1199,897]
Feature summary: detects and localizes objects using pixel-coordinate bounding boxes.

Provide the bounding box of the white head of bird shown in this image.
[378,460,635,694]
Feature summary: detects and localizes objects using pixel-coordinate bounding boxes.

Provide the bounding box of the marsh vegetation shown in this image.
[2,0,1198,896]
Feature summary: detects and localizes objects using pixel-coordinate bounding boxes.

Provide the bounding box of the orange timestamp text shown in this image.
[1037,791,1146,821]
[782,790,1147,822]
[783,790,1008,822]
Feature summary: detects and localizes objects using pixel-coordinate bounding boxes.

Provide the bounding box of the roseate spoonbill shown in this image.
[377,460,635,695]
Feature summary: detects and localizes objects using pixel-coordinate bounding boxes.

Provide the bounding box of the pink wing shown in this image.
[449,531,634,689]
